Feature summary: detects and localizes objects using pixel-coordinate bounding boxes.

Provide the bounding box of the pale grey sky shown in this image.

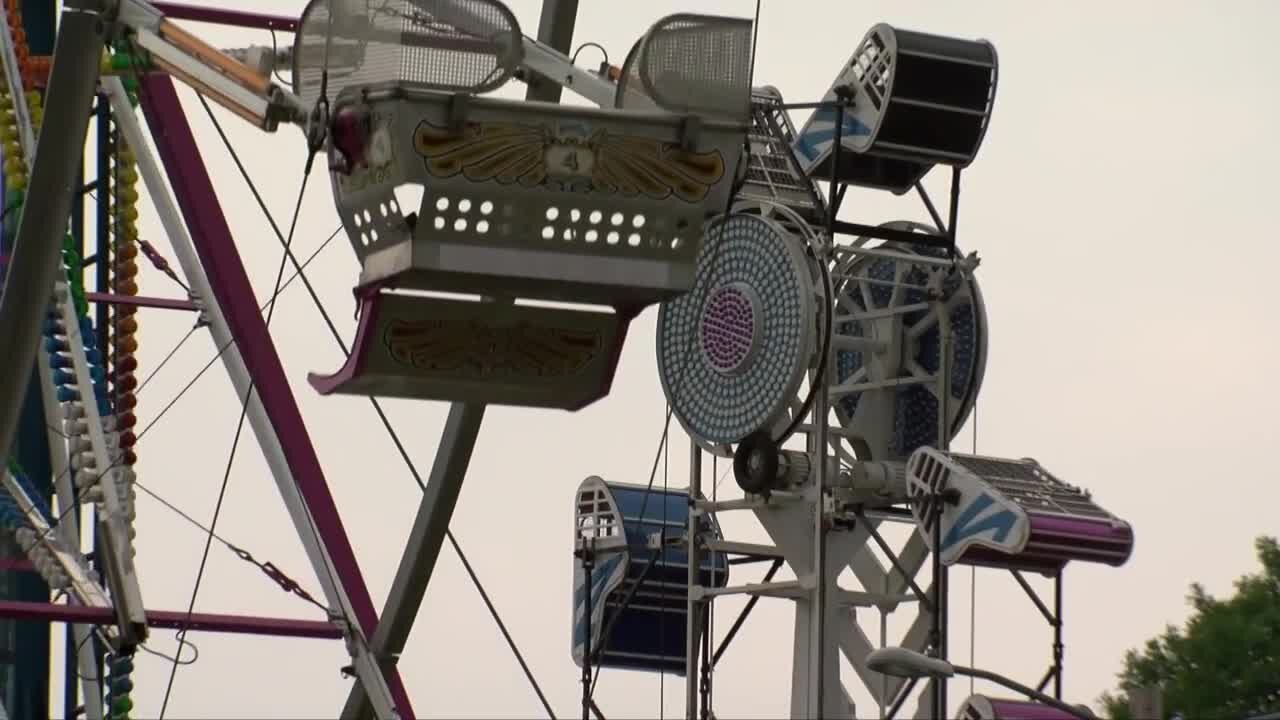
[45,1,1280,718]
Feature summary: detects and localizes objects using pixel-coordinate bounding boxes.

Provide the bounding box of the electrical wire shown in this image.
[28,224,344,550]
[570,42,608,67]
[585,99,753,709]
[68,628,101,683]
[587,410,672,699]
[660,406,670,720]
[189,89,441,717]
[140,637,200,666]
[10,57,344,717]
[269,29,291,87]
[707,454,718,717]
[134,325,198,395]
[131,480,235,549]
[584,87,762,701]
[969,400,978,696]
[585,2,768,692]
[62,628,192,703]
[135,223,342,401]
[158,133,315,720]
[126,50,320,707]
[195,75,558,718]
[118,9,765,717]
[777,244,833,443]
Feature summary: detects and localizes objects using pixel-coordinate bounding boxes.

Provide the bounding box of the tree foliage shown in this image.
[1101,536,1280,719]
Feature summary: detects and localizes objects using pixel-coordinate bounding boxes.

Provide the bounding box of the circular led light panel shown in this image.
[657,212,817,447]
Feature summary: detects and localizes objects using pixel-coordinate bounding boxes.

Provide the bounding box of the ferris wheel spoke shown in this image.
[828,366,869,398]
[906,307,940,340]
[859,276,877,313]
[836,289,866,317]
[888,259,908,308]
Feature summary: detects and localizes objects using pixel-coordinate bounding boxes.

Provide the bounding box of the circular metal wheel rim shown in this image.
[829,221,989,458]
[662,200,828,460]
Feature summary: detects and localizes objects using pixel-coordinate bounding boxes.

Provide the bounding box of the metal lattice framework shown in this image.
[0,2,1130,720]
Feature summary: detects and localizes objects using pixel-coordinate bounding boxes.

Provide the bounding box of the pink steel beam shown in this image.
[151,2,299,32]
[0,600,341,639]
[138,75,414,718]
[86,291,198,311]
[0,557,35,572]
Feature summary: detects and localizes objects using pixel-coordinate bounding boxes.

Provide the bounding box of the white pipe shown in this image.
[102,77,401,720]
[54,282,147,629]
[37,353,105,720]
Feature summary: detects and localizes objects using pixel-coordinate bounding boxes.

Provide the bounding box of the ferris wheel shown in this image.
[0,2,1135,719]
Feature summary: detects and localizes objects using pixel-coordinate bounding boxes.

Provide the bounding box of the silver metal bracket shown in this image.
[679,114,703,151]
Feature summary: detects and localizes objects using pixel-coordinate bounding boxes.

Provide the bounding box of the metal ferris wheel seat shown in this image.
[792,23,998,194]
[572,477,729,675]
[907,449,1135,575]
[295,0,753,408]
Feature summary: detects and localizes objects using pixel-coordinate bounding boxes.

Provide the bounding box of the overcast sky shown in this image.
[40,0,1280,718]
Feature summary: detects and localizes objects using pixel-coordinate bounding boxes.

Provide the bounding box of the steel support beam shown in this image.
[85,291,199,311]
[0,6,104,491]
[523,0,579,103]
[340,403,486,720]
[0,600,343,638]
[685,440,702,720]
[132,75,412,720]
[151,1,298,32]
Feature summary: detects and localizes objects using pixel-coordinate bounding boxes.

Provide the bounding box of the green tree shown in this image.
[1100,536,1280,720]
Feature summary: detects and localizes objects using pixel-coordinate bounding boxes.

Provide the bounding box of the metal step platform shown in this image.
[572,476,728,675]
[738,86,826,223]
[308,290,632,409]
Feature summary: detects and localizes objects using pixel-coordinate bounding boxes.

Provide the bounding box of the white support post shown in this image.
[810,313,833,719]
[102,78,402,720]
[686,439,701,720]
[36,353,104,720]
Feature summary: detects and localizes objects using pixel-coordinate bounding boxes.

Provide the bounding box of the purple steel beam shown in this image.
[86,291,198,312]
[137,75,414,718]
[151,1,299,32]
[0,557,35,573]
[0,600,341,639]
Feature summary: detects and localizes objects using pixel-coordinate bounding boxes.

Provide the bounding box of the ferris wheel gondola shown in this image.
[290,0,756,409]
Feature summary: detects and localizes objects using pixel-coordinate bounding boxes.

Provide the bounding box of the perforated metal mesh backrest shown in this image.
[614,37,646,110]
[645,14,753,121]
[617,13,753,122]
[292,0,523,110]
